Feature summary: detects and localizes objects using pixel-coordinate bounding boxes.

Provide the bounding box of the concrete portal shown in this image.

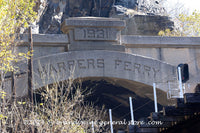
[3,17,179,106]
[33,50,175,89]
[5,50,176,106]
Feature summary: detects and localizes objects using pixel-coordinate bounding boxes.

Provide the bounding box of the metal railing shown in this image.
[167,80,190,99]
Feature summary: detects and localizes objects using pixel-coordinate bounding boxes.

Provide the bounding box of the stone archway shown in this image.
[33,50,176,92]
[6,17,177,107]
[8,50,176,105]
[80,79,163,121]
[13,50,174,106]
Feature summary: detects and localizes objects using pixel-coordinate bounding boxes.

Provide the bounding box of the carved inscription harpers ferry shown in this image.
[32,50,176,90]
[37,58,105,78]
[37,58,160,80]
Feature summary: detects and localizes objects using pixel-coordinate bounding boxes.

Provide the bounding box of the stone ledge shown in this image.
[61,17,125,32]
[17,34,69,46]
[122,35,200,48]
[68,44,125,52]
[61,17,125,51]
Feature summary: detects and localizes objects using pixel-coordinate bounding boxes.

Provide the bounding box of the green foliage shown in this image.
[0,90,6,99]
[0,113,7,120]
[0,0,37,72]
[158,10,200,37]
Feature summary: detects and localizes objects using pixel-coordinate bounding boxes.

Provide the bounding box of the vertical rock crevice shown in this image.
[39,0,67,34]
[36,0,172,35]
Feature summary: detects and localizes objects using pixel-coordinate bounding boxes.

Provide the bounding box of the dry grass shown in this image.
[0,78,109,133]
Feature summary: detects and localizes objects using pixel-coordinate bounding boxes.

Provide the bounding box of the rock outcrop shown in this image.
[121,15,174,35]
[35,0,173,35]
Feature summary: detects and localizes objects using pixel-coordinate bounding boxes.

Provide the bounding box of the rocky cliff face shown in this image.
[39,0,115,33]
[122,15,173,35]
[35,0,173,35]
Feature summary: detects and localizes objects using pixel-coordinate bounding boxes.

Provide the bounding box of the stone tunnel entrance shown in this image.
[80,77,164,121]
[62,76,177,122]
[33,76,168,127]
[3,16,200,132]
[7,50,177,100]
[5,18,177,109]
[31,76,167,131]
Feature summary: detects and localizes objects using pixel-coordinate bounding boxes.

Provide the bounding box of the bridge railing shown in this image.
[167,80,190,99]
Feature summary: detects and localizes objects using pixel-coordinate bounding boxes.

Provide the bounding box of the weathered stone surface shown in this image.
[115,0,137,9]
[137,0,166,15]
[121,35,200,94]
[114,0,166,15]
[74,28,118,41]
[4,51,176,106]
[17,34,69,46]
[61,17,125,51]
[15,34,69,58]
[68,44,125,52]
[37,0,169,34]
[39,0,115,34]
[61,17,125,31]
[119,15,173,35]
[13,33,200,96]
[31,51,175,90]
[121,36,200,48]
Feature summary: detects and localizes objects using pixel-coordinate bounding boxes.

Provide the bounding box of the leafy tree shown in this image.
[0,1,37,126]
[158,10,200,37]
[0,0,37,73]
[0,1,37,131]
